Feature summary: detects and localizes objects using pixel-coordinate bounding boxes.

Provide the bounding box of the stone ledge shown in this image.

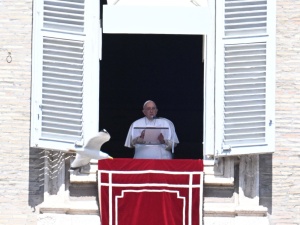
[69,162,98,183]
[70,173,97,184]
[204,203,236,217]
[204,203,268,217]
[204,216,270,225]
[235,205,268,217]
[38,214,101,225]
[204,176,234,186]
[39,201,99,215]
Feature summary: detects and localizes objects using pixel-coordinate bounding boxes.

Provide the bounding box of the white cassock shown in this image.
[125,117,179,159]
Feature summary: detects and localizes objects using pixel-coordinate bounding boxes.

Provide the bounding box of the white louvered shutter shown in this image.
[215,0,275,157]
[31,0,100,151]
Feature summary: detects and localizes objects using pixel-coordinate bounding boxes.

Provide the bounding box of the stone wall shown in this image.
[0,0,300,225]
[0,0,40,224]
[271,1,300,225]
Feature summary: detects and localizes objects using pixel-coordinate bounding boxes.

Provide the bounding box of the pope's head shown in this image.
[142,100,158,120]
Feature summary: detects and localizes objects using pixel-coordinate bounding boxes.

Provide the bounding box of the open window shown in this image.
[99,0,212,159]
[99,33,205,159]
[31,0,274,159]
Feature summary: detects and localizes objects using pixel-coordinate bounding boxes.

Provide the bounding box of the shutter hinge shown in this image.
[75,140,84,147]
[214,150,219,166]
[222,144,231,151]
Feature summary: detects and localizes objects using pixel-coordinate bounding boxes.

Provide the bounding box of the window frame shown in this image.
[31,0,275,159]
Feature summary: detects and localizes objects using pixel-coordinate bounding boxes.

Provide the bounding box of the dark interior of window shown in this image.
[99,34,204,159]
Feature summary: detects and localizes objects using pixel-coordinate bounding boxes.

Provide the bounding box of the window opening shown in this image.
[99,34,204,159]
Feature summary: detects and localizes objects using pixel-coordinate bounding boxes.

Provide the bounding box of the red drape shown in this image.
[98,158,203,225]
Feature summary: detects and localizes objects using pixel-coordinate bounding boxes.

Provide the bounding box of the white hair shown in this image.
[143,100,156,109]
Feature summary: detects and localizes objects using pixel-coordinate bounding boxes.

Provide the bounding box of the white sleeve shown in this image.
[162,118,179,144]
[124,123,134,148]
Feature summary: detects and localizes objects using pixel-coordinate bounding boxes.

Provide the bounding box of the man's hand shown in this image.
[136,130,146,144]
[158,133,165,144]
[140,130,145,139]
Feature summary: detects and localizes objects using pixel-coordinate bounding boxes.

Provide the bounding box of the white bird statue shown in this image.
[68,129,112,172]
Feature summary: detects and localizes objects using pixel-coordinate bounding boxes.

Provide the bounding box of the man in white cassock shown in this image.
[125,100,179,159]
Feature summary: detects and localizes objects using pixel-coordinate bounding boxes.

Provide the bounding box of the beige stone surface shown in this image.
[0,1,300,225]
[204,216,270,225]
[38,214,100,225]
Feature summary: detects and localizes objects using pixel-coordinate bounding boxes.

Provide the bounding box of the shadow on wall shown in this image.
[28,148,72,211]
[28,148,45,211]
[259,154,273,214]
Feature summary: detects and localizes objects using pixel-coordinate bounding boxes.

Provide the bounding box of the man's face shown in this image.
[143,101,158,120]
